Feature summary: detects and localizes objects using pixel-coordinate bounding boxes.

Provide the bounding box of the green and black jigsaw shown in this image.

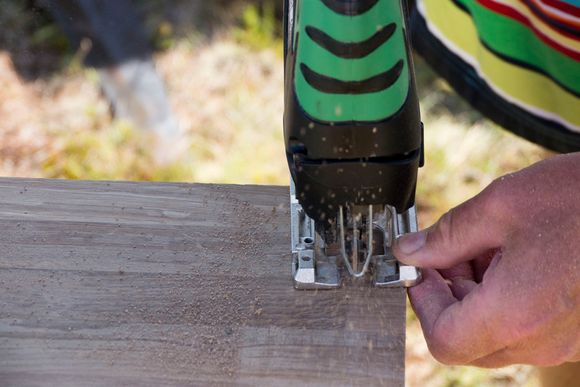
[284,0,424,289]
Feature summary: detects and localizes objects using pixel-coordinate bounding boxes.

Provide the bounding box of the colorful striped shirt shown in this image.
[411,0,580,152]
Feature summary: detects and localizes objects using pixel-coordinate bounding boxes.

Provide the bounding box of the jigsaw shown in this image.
[284,0,424,289]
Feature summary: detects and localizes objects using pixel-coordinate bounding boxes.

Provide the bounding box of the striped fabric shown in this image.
[411,0,580,152]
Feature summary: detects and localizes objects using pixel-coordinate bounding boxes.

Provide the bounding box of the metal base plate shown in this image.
[290,182,421,290]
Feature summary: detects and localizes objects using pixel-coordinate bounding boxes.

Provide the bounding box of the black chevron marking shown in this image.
[321,0,380,16]
[300,60,404,94]
[306,23,396,59]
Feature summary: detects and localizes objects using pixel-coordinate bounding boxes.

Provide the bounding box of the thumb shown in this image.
[393,190,506,269]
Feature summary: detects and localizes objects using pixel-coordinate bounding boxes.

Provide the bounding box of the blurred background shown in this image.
[0,0,551,385]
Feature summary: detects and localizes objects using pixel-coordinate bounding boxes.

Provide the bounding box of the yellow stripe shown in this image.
[491,0,580,53]
[421,0,580,129]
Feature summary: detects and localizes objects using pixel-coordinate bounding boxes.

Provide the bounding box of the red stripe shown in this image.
[541,0,580,17]
[520,0,580,36]
[477,0,580,60]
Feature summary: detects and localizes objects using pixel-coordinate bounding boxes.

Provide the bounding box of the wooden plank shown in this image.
[0,178,406,387]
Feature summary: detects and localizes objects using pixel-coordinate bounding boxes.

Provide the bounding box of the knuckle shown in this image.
[426,340,450,364]
[481,177,514,220]
[428,341,459,365]
[426,326,462,365]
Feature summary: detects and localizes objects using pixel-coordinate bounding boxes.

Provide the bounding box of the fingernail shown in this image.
[397,231,427,255]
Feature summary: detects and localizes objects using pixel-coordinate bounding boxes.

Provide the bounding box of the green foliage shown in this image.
[151,20,176,51]
[30,24,69,51]
[234,3,283,53]
[443,367,505,387]
[41,121,196,182]
[438,366,540,387]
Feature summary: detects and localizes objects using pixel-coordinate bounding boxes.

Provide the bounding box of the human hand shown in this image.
[394,153,580,367]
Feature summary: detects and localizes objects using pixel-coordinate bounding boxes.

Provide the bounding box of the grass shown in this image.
[0,2,552,386]
[234,3,283,53]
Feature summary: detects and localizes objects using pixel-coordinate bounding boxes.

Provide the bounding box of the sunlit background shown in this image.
[0,1,551,385]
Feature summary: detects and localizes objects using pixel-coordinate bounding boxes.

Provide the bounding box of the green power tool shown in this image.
[284,0,424,289]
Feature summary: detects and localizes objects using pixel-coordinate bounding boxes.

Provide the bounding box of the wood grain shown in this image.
[0,178,406,387]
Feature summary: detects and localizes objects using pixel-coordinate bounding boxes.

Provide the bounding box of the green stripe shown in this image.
[457,0,580,94]
[293,0,410,122]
